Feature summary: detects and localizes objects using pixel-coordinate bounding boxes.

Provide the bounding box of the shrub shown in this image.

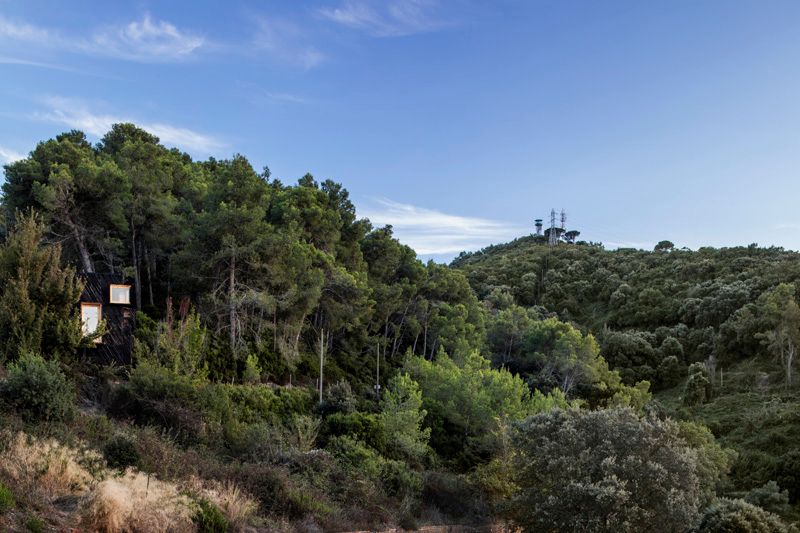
[25,516,45,533]
[508,408,729,532]
[320,411,387,451]
[316,380,356,416]
[194,499,228,533]
[422,471,486,519]
[186,477,258,530]
[243,354,261,384]
[1,352,75,422]
[691,498,793,532]
[380,459,422,499]
[0,481,14,513]
[80,469,194,532]
[745,481,790,514]
[657,355,683,388]
[684,363,712,406]
[0,431,100,502]
[103,435,141,470]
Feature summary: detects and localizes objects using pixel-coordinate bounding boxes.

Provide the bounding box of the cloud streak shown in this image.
[0,146,24,164]
[361,198,526,255]
[0,13,204,62]
[252,17,324,69]
[319,0,449,37]
[34,96,224,155]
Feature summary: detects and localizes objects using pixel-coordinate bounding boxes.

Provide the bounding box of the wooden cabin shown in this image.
[78,273,136,364]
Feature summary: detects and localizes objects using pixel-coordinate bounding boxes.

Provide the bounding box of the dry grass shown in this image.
[185,475,258,530]
[80,469,194,533]
[0,431,100,502]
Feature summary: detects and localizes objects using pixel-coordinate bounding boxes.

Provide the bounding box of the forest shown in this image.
[0,124,797,532]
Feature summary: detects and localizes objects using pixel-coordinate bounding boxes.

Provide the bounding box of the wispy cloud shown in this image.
[0,13,204,63]
[0,146,24,164]
[360,198,525,255]
[252,17,324,69]
[236,81,309,106]
[319,0,449,37]
[90,14,204,61]
[34,96,224,155]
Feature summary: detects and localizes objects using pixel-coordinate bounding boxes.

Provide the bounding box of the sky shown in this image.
[2,0,800,261]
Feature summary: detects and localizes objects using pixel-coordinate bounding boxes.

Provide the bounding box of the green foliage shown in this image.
[320,411,387,452]
[745,481,790,515]
[508,408,730,533]
[102,434,141,470]
[194,499,229,533]
[685,363,713,406]
[316,380,357,417]
[243,354,261,384]
[134,306,209,381]
[405,350,567,469]
[658,355,684,388]
[0,481,14,514]
[25,516,45,533]
[691,498,795,532]
[2,352,75,422]
[0,211,85,362]
[327,435,421,499]
[380,373,430,464]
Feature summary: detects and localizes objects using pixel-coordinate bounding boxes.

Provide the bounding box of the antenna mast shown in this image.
[548,209,558,246]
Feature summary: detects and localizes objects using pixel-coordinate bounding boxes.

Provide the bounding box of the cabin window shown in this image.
[81,303,102,343]
[109,284,131,304]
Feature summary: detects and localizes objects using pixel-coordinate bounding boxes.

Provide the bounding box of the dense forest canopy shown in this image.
[0,125,798,531]
[1,124,486,386]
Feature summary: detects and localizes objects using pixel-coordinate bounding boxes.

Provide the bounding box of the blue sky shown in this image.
[2,1,800,261]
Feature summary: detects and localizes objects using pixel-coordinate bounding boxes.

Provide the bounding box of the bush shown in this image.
[102,435,141,470]
[316,380,356,416]
[80,470,194,532]
[380,459,422,499]
[25,516,45,533]
[421,471,486,519]
[692,498,793,532]
[0,431,101,503]
[657,355,683,388]
[684,363,712,406]
[194,499,229,533]
[1,352,74,422]
[745,480,790,514]
[320,412,387,452]
[0,481,14,513]
[508,408,729,532]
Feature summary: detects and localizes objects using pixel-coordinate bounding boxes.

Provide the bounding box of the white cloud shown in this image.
[252,18,324,69]
[91,14,204,61]
[360,198,526,255]
[0,14,53,42]
[35,96,224,155]
[0,146,24,164]
[319,0,448,37]
[0,13,203,62]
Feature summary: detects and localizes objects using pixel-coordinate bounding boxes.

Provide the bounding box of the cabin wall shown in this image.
[79,273,136,365]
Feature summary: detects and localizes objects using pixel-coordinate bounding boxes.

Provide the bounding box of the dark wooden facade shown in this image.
[79,273,136,365]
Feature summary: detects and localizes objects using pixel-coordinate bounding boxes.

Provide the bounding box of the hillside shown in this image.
[454,236,800,519]
[0,126,796,531]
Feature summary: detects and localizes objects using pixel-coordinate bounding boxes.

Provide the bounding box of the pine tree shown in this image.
[0,211,84,362]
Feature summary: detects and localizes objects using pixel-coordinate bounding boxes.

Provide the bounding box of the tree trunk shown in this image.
[318,328,325,404]
[131,226,142,309]
[71,224,94,273]
[144,244,154,307]
[229,252,237,357]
